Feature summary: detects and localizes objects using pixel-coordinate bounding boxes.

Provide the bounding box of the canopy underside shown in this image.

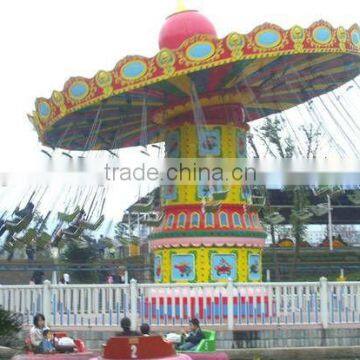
[43,52,360,151]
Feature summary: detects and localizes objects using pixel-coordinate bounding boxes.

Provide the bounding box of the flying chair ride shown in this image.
[29,0,360,283]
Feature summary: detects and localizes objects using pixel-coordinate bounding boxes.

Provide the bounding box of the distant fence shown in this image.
[1,278,360,330]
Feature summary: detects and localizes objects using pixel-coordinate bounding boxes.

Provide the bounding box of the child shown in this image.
[116,317,139,336]
[30,313,46,351]
[140,323,150,336]
[39,328,55,353]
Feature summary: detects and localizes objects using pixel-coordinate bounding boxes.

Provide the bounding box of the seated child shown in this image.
[39,328,55,353]
[140,323,151,336]
[116,317,140,336]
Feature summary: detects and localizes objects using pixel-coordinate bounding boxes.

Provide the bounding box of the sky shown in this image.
[0,0,359,221]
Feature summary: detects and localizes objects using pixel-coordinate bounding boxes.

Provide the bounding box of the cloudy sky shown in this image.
[0,0,359,220]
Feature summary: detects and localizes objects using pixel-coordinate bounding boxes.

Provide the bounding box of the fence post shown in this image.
[227,279,234,330]
[42,280,52,326]
[266,269,271,282]
[130,279,138,331]
[319,277,328,329]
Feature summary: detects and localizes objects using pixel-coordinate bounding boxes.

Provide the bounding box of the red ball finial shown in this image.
[159,8,217,50]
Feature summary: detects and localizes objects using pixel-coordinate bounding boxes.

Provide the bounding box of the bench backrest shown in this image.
[202,330,216,341]
[103,336,176,359]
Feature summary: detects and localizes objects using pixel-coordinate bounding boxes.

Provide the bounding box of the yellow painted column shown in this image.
[151,119,266,283]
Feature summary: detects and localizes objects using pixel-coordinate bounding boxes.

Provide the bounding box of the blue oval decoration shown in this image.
[255,30,281,48]
[186,42,215,61]
[38,102,50,118]
[122,61,147,80]
[352,30,360,46]
[70,82,89,100]
[313,27,332,44]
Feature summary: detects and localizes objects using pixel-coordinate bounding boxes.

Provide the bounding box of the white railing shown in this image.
[1,278,360,329]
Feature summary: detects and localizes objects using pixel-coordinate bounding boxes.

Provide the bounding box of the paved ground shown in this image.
[226,346,360,359]
[4,346,360,359]
[0,346,16,359]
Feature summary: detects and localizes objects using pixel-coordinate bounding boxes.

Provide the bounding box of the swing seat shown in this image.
[313,186,343,197]
[63,226,84,238]
[5,214,33,233]
[309,203,328,216]
[313,186,330,197]
[82,215,105,230]
[265,212,284,225]
[348,192,360,205]
[204,201,222,213]
[121,213,132,223]
[293,209,313,221]
[119,238,129,246]
[58,207,80,222]
[212,190,229,201]
[141,212,164,227]
[129,197,154,213]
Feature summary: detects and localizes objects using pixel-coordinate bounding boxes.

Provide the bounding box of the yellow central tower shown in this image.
[151,101,266,283]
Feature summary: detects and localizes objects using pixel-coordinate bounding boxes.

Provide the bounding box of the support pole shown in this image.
[327,195,333,251]
[42,280,52,326]
[319,277,329,329]
[130,279,138,331]
[51,271,57,285]
[266,269,271,282]
[227,279,234,330]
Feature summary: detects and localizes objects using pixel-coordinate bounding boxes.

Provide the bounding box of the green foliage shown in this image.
[58,207,80,223]
[36,232,52,250]
[289,186,311,244]
[257,117,295,158]
[0,307,22,347]
[61,242,100,283]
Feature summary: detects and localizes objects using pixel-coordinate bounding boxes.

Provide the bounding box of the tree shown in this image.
[61,242,101,283]
[301,124,321,159]
[0,307,22,347]
[288,186,311,278]
[115,221,129,241]
[250,117,322,279]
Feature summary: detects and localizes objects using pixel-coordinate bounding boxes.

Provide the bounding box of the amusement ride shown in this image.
[1,2,360,359]
[0,0,359,285]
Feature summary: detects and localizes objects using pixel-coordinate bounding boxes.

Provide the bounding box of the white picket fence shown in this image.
[1,278,360,330]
